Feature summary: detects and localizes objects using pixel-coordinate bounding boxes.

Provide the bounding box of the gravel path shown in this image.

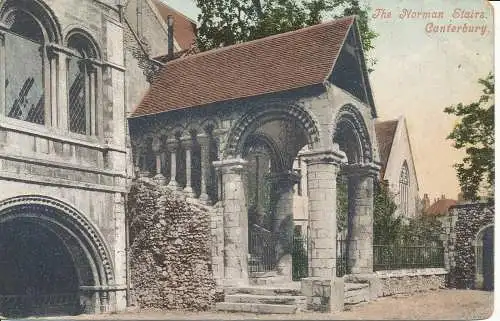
[33,289,493,320]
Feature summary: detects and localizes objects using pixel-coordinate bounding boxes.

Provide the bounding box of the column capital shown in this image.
[180,136,194,149]
[342,163,380,178]
[301,148,346,166]
[196,134,210,147]
[166,138,179,149]
[213,158,248,174]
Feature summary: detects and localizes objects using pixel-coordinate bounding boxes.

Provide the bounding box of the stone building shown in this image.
[0,0,194,317]
[374,117,419,218]
[130,16,382,290]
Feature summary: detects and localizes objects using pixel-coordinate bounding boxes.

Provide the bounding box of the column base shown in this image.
[153,174,166,185]
[183,186,196,198]
[199,192,210,204]
[166,180,181,191]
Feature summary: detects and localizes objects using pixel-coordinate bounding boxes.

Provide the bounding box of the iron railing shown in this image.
[292,233,308,280]
[336,237,349,277]
[373,243,445,271]
[248,224,276,273]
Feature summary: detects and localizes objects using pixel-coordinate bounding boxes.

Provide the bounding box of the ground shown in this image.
[32,289,493,320]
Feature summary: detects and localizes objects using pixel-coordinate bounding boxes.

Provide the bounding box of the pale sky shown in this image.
[160,0,494,201]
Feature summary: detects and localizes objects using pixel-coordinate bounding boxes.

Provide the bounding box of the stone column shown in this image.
[166,138,181,190]
[344,163,379,274]
[302,148,343,278]
[269,171,300,279]
[197,134,210,203]
[181,137,195,197]
[213,158,249,286]
[57,52,69,132]
[152,136,166,184]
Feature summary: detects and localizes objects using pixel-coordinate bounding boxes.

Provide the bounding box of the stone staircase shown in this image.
[215,283,306,314]
[344,282,370,306]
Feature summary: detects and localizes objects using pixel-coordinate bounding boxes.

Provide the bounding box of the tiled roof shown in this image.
[151,0,197,51]
[425,199,458,216]
[131,16,355,117]
[375,120,398,178]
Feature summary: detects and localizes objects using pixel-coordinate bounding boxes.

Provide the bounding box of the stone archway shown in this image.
[0,195,114,317]
[215,104,320,285]
[333,104,377,275]
[475,224,494,291]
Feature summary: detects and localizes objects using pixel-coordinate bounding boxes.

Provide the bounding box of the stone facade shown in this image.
[0,0,131,315]
[445,202,494,289]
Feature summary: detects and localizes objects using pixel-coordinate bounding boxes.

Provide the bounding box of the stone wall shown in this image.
[446,202,494,289]
[127,179,216,311]
[373,268,447,296]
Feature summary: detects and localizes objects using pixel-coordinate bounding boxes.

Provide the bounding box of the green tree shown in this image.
[336,174,348,233]
[373,180,403,245]
[444,73,494,201]
[194,0,377,70]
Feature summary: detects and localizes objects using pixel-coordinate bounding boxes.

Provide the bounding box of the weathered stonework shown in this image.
[445,202,494,289]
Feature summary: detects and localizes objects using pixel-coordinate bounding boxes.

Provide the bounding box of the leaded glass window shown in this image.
[4,10,45,125]
[399,161,410,217]
[67,35,97,135]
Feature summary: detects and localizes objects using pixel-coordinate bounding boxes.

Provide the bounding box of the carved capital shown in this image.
[301,147,346,166]
[342,162,380,178]
[213,158,248,175]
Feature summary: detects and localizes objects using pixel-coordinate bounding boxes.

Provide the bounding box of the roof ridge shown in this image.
[164,16,356,66]
[153,0,197,24]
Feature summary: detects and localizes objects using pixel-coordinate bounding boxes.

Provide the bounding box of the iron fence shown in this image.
[336,237,349,277]
[248,224,276,273]
[292,233,308,280]
[0,292,80,317]
[373,243,445,271]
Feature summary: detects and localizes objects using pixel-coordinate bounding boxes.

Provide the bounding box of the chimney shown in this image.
[167,15,174,61]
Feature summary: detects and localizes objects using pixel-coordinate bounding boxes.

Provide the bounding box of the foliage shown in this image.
[195,0,377,70]
[444,73,495,201]
[401,215,444,245]
[373,180,404,245]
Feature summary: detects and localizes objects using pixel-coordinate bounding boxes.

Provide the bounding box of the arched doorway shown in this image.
[0,196,114,318]
[476,225,494,291]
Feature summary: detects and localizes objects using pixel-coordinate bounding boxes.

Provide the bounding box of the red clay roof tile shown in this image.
[375,120,399,178]
[131,16,355,118]
[151,0,197,51]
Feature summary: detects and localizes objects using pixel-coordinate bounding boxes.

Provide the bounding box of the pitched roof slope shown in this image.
[375,120,399,178]
[151,0,197,51]
[132,16,355,117]
[425,199,458,216]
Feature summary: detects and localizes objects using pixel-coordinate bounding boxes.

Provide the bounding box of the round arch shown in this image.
[0,0,62,43]
[224,104,321,158]
[0,195,115,286]
[333,104,373,164]
[65,28,102,59]
[474,224,494,291]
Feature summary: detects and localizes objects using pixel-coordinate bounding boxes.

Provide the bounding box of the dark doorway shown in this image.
[0,219,81,317]
[482,226,494,291]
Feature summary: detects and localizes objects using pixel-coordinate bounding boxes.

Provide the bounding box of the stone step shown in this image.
[344,282,369,291]
[344,285,370,305]
[225,294,307,305]
[225,285,302,296]
[249,276,290,286]
[215,302,298,314]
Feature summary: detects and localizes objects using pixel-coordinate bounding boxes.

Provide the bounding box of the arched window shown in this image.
[399,161,410,217]
[3,9,46,124]
[66,33,98,136]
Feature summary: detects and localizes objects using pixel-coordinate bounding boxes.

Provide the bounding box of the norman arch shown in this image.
[0,195,114,317]
[224,104,321,159]
[333,104,373,164]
